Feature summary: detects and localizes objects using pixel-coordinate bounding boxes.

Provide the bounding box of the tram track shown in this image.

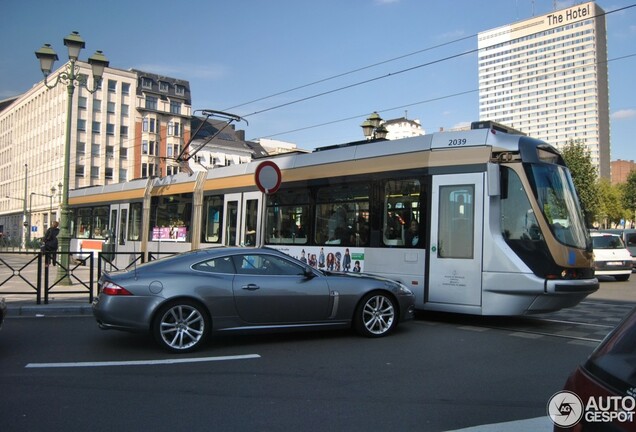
[417,299,635,344]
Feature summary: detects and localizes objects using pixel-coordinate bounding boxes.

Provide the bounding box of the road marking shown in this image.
[25,354,261,368]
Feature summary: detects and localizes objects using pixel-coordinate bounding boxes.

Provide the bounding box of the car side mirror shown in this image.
[303,265,315,278]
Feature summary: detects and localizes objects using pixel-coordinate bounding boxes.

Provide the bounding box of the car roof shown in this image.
[589,232,620,238]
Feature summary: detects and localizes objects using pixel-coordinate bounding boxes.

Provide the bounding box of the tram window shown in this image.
[119,208,128,245]
[501,168,542,243]
[203,196,223,243]
[128,202,142,241]
[315,184,369,246]
[265,190,309,245]
[384,180,421,247]
[244,199,258,246]
[150,194,193,242]
[73,206,109,239]
[438,186,474,259]
[75,208,93,238]
[92,206,109,239]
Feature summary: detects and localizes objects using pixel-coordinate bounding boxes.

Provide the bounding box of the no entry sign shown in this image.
[254,161,281,194]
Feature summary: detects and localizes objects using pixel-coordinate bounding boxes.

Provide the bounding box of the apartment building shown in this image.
[0,62,192,243]
[478,1,610,178]
[132,70,192,179]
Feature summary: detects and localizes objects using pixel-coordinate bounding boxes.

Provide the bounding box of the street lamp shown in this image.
[35,31,109,283]
[360,112,388,140]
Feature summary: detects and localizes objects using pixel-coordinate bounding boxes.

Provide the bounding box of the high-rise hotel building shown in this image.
[478,1,610,178]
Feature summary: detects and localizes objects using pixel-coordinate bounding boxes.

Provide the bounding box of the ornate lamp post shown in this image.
[360,111,388,140]
[35,31,109,282]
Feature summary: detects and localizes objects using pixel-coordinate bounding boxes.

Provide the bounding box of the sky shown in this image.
[1,0,635,159]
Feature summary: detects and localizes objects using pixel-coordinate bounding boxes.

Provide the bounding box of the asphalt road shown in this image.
[0,311,609,432]
[1,270,634,431]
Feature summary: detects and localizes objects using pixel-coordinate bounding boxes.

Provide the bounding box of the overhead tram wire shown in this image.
[227,4,636,117]
[232,3,635,121]
[223,34,475,111]
[259,89,479,139]
[255,51,636,141]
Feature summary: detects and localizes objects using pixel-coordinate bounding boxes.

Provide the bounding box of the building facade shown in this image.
[383,116,425,140]
[478,2,610,178]
[0,62,192,244]
[131,70,192,179]
[611,159,636,185]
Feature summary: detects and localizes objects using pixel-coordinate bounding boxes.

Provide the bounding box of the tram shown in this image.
[69,121,598,315]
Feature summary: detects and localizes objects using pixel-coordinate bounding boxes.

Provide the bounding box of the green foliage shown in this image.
[561,139,600,226]
[598,178,627,226]
[624,170,636,214]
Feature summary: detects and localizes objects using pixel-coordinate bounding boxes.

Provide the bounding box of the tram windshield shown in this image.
[526,163,588,250]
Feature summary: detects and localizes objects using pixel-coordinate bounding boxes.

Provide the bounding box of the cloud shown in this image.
[374,0,400,5]
[612,109,636,120]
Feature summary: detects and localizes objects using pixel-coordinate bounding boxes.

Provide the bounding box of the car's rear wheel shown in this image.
[153,300,210,353]
[354,292,398,337]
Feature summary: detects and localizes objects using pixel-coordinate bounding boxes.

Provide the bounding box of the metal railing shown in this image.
[0,250,173,304]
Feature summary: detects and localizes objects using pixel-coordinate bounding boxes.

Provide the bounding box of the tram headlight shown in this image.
[559,269,578,279]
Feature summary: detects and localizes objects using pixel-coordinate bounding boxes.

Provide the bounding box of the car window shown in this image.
[192,256,235,274]
[587,308,636,388]
[626,233,636,246]
[232,254,305,276]
[592,235,625,249]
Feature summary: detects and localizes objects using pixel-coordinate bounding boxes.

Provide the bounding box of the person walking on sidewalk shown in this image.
[42,221,60,267]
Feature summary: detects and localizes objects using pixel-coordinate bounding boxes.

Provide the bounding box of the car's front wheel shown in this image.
[153,300,210,353]
[354,292,398,337]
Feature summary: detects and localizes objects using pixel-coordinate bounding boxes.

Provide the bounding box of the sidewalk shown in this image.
[3,293,94,317]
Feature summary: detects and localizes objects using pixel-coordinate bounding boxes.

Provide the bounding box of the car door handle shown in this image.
[242,284,260,291]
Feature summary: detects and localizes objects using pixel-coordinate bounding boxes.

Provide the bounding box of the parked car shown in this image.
[0,297,5,330]
[93,247,416,353]
[601,229,636,269]
[553,306,636,431]
[590,232,632,281]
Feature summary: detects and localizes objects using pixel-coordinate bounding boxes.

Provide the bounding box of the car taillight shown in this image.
[101,281,133,296]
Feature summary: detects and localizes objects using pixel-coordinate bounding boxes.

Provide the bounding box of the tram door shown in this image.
[223,192,262,246]
[108,203,130,249]
[428,173,484,306]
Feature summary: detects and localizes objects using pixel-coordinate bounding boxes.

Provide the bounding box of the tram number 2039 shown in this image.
[448,138,468,146]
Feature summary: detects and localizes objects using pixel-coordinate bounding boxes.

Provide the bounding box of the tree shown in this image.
[561,139,600,227]
[624,170,636,219]
[597,178,626,228]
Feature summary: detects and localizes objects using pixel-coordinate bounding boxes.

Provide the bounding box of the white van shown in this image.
[590,232,632,281]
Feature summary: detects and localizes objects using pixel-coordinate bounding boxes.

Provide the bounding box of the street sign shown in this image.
[254,161,282,194]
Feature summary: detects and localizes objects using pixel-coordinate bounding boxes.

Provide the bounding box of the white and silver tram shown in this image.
[69,121,598,315]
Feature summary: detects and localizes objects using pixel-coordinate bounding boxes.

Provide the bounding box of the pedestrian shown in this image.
[42,221,60,267]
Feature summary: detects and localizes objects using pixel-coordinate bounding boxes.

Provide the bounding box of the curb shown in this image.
[6,302,93,317]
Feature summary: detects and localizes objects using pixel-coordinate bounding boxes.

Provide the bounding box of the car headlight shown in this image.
[397,284,413,296]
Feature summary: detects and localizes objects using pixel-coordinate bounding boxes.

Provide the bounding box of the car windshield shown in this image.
[587,308,636,388]
[526,163,589,249]
[592,235,626,250]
